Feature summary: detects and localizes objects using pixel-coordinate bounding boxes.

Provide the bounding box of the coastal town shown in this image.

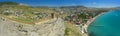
[0,2,120,36]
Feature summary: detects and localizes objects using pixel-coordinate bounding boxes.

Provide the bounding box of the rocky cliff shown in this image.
[0,17,65,36]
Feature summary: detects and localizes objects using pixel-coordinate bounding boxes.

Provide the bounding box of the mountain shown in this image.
[0,2,19,6]
[59,5,87,8]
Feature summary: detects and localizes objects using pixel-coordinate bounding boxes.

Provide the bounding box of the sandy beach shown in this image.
[83,12,106,36]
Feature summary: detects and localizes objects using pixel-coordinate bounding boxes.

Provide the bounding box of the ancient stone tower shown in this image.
[51,13,54,18]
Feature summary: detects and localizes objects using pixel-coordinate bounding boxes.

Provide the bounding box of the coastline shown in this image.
[83,12,106,36]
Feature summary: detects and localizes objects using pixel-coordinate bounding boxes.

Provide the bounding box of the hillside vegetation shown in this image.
[0,2,58,24]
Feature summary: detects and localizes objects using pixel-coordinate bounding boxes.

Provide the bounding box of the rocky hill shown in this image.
[0,4,83,35]
[0,15,84,36]
[0,16,66,36]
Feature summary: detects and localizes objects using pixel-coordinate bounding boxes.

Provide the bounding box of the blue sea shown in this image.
[88,10,120,36]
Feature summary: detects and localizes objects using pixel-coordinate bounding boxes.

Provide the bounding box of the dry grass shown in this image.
[64,22,84,36]
[0,6,59,24]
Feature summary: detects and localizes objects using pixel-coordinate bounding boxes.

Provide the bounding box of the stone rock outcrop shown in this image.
[0,17,65,36]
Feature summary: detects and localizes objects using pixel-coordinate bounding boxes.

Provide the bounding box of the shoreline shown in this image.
[86,12,105,29]
[83,12,106,36]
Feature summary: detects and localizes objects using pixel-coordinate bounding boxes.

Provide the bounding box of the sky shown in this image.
[0,0,120,8]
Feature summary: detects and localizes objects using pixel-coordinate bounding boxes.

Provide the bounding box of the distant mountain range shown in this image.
[58,5,87,8]
[0,2,19,6]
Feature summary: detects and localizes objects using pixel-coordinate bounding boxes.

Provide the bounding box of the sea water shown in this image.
[88,10,120,36]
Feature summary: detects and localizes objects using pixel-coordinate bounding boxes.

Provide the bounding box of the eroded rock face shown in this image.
[0,17,65,36]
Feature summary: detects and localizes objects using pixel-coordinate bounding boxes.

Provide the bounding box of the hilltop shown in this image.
[0,2,59,24]
[0,2,84,36]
